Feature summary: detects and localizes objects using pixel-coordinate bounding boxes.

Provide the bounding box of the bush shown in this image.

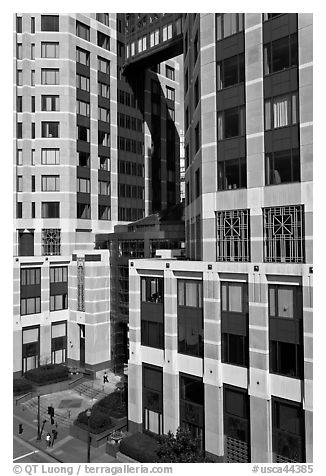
[95,392,126,419]
[76,407,113,434]
[13,378,33,396]
[157,427,210,463]
[25,364,69,385]
[119,433,159,463]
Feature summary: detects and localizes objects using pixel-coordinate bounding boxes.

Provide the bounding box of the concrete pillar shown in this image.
[250,395,272,462]
[204,383,224,461]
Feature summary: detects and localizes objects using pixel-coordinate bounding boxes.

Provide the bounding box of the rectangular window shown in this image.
[31,17,35,33]
[42,229,61,256]
[17,96,22,113]
[76,21,90,41]
[31,149,35,165]
[194,33,199,64]
[162,23,173,41]
[31,43,35,60]
[98,82,110,98]
[264,34,298,75]
[263,205,304,263]
[98,106,109,122]
[50,266,68,283]
[218,106,245,140]
[98,180,110,195]
[51,322,67,363]
[150,29,160,47]
[77,125,90,142]
[98,130,110,147]
[77,74,90,92]
[17,202,22,218]
[98,205,110,220]
[41,95,60,112]
[41,175,60,192]
[180,374,204,451]
[218,157,247,190]
[41,149,60,165]
[216,13,244,41]
[17,43,22,60]
[194,77,199,106]
[77,203,91,219]
[31,70,35,86]
[224,386,250,462]
[17,70,23,86]
[21,297,41,316]
[21,268,41,286]
[217,53,245,90]
[17,122,23,139]
[98,56,110,74]
[195,169,200,197]
[42,122,59,138]
[96,13,109,26]
[78,152,90,167]
[265,93,298,130]
[77,178,90,193]
[41,15,59,31]
[76,47,90,66]
[17,149,23,166]
[17,16,22,33]
[41,202,60,218]
[50,294,68,312]
[97,32,110,50]
[165,65,175,80]
[77,100,90,117]
[31,175,35,192]
[216,209,250,261]
[31,202,35,218]
[141,277,164,349]
[41,69,59,85]
[143,365,163,435]
[31,122,35,139]
[41,42,59,58]
[177,280,203,357]
[166,86,175,101]
[31,96,35,112]
[266,149,300,185]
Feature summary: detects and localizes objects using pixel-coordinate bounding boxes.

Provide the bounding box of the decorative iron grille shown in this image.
[216,209,250,261]
[225,436,249,462]
[263,205,304,263]
[42,228,61,256]
[77,258,85,312]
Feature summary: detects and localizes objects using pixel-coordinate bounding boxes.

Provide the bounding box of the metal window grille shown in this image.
[42,229,61,256]
[77,258,85,312]
[225,436,249,463]
[263,205,304,263]
[216,209,250,261]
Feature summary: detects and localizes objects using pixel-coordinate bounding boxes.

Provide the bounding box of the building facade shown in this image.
[127,13,313,463]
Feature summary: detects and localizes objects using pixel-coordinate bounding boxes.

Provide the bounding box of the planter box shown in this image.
[70,422,115,448]
[110,416,127,429]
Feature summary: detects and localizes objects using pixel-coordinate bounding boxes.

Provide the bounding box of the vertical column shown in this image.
[248,271,272,462]
[302,273,313,462]
[13,261,22,375]
[128,265,142,432]
[163,269,179,434]
[40,259,51,365]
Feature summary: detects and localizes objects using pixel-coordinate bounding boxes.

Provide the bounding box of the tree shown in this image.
[156,426,209,463]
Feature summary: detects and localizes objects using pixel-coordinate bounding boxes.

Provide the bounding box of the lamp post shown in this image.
[36,394,41,440]
[86,408,91,463]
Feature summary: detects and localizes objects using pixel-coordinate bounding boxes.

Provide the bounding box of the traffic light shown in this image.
[18,424,23,434]
[50,416,54,425]
[48,406,54,417]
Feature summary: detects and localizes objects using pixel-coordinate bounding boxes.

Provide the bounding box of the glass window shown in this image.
[76,21,90,41]
[216,14,244,41]
[96,13,109,26]
[77,178,90,193]
[41,122,59,138]
[218,158,247,190]
[17,43,22,60]
[41,69,59,85]
[76,47,90,66]
[41,149,60,165]
[17,149,23,166]
[77,203,91,219]
[98,180,110,195]
[42,175,60,192]
[98,56,110,74]
[77,100,90,117]
[41,15,59,31]
[264,34,298,75]
[31,70,35,86]
[41,42,59,58]
[97,32,110,50]
[41,202,60,218]
[98,82,110,98]
[266,149,300,185]
[17,70,23,86]
[98,106,109,122]
[218,107,245,140]
[16,16,22,33]
[31,17,35,33]
[77,125,90,142]
[41,95,60,112]
[216,209,250,261]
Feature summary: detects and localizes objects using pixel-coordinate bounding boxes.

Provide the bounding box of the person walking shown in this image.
[46,433,51,448]
[103,371,109,384]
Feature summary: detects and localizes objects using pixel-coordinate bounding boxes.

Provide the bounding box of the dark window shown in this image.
[77,203,91,219]
[98,205,110,220]
[77,125,90,142]
[17,122,22,139]
[78,152,90,167]
[41,15,59,31]
[224,386,250,462]
[31,122,35,139]
[263,14,283,21]
[165,65,175,80]
[194,33,199,64]
[217,53,245,90]
[42,95,60,112]
[143,365,163,435]
[42,122,59,138]
[221,282,249,367]
[97,32,110,50]
[218,157,247,190]
[96,13,109,26]
[17,96,22,112]
[218,107,245,140]
[41,202,60,218]
[31,17,35,33]
[272,398,305,463]
[266,149,300,185]
[76,21,90,41]
[31,175,35,192]
[31,202,35,218]
[17,202,22,218]
[264,34,298,75]
[31,96,35,113]
[17,16,22,33]
[141,277,164,349]
[51,322,67,363]
[166,86,175,101]
[77,100,90,117]
[177,280,203,358]
[21,297,41,316]
[216,14,244,40]
[180,374,204,450]
[20,268,41,316]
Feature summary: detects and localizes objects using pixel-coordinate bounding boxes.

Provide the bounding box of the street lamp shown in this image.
[36,394,41,440]
[86,408,91,463]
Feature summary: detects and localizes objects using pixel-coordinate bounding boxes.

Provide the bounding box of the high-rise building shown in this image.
[127,13,313,463]
[13,13,183,376]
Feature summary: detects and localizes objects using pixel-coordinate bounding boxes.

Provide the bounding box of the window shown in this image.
[99,156,109,171]
[98,130,110,147]
[272,398,305,463]
[217,54,245,90]
[17,43,22,60]
[21,297,41,316]
[31,122,35,139]
[166,86,175,101]
[20,269,41,315]
[77,178,90,193]
[76,21,90,41]
[50,294,68,311]
[195,123,200,152]
[77,100,90,117]
[17,202,22,218]
[266,149,300,185]
[98,82,110,98]
[265,93,298,130]
[218,106,245,140]
[21,268,41,286]
[263,14,283,21]
[41,15,59,31]
[98,205,110,220]
[16,16,22,33]
[177,280,203,357]
[78,152,90,167]
[77,74,90,92]
[17,122,22,139]
[31,96,35,112]
[41,42,59,58]
[31,202,35,218]
[41,95,60,112]
[50,266,67,283]
[31,43,35,60]
[162,23,173,41]
[42,202,60,218]
[51,322,67,363]
[41,149,60,165]
[141,277,164,349]
[216,209,250,261]
[17,96,22,113]
[142,277,163,303]
[97,31,110,50]
[17,70,23,86]
[98,106,109,122]
[218,157,247,190]
[224,386,250,462]
[42,229,61,255]
[216,13,244,40]
[98,56,110,74]
[31,70,35,86]
[263,205,304,263]
[41,175,60,192]
[31,149,35,165]
[42,122,59,138]
[264,34,298,75]
[77,203,91,219]
[138,36,147,53]
[96,13,109,26]
[41,69,59,85]
[180,374,204,450]
[31,175,35,192]
[221,282,249,367]
[77,125,90,142]
[31,17,35,34]
[98,180,110,195]
[17,149,23,166]
[143,365,163,435]
[150,29,160,47]
[76,47,90,66]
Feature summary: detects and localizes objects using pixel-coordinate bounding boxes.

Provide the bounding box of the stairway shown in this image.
[22,398,72,429]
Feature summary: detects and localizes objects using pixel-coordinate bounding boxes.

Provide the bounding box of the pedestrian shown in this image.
[103,371,109,384]
[46,433,51,448]
[51,429,57,447]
